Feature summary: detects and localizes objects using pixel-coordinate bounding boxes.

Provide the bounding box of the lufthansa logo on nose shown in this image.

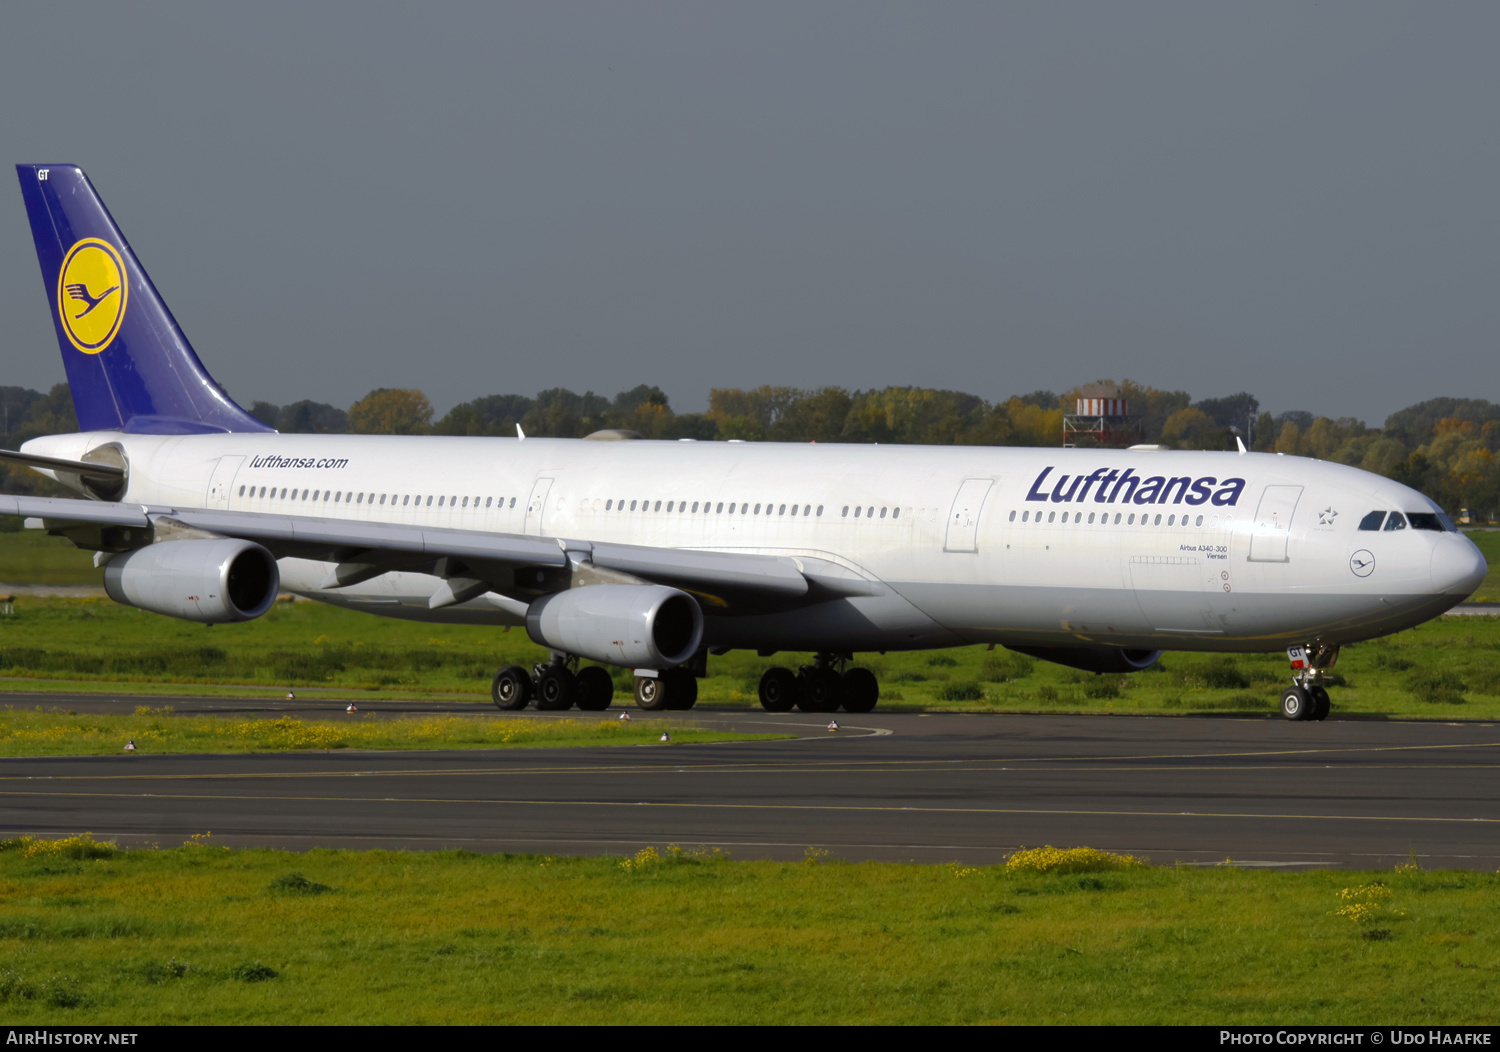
[56,238,128,354]
[1350,549,1375,578]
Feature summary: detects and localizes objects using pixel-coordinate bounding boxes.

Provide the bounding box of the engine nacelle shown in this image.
[1007,645,1162,675]
[104,538,280,624]
[526,584,703,668]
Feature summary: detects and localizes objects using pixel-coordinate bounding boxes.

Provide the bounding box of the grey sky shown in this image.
[2,3,1496,423]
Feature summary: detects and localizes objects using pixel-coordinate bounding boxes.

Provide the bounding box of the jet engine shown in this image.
[1007,645,1162,675]
[104,538,280,624]
[526,584,703,668]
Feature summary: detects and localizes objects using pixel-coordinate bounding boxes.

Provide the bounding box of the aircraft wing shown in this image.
[0,494,883,610]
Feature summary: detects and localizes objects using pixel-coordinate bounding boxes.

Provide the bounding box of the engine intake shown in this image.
[526,584,703,668]
[1007,645,1162,675]
[104,538,280,623]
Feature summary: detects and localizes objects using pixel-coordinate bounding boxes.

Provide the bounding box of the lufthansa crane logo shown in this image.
[56,238,127,354]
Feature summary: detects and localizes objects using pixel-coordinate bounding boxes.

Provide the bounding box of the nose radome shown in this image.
[1432,537,1488,597]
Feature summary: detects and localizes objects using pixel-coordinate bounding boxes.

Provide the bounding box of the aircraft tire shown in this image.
[840,668,879,713]
[575,666,615,711]
[797,668,843,712]
[664,668,698,710]
[492,666,532,711]
[535,666,577,711]
[634,675,670,711]
[1309,685,1331,722]
[1280,685,1312,721]
[759,667,799,712]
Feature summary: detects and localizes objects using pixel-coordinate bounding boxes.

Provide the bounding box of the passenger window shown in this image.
[1358,511,1386,531]
[867,507,875,518]
[842,506,850,517]
[1022,510,1029,522]
[1009,510,1016,522]
[1384,513,1407,531]
[716,503,724,513]
[879,507,887,519]
[692,502,699,512]
[1154,514,1161,526]
[509,497,516,508]
[1127,514,1135,525]
[816,506,823,516]
[805,505,812,516]
[780,504,787,515]
[892,507,899,519]
[667,501,674,512]
[854,506,862,518]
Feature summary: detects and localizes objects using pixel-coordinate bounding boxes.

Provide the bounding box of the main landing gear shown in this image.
[491,656,615,713]
[1280,644,1336,722]
[490,655,701,712]
[758,653,879,714]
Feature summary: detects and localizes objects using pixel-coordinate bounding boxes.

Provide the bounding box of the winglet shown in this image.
[517,424,526,442]
[1235,436,1247,455]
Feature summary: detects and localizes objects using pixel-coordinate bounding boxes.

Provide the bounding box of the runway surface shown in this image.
[2,695,1498,869]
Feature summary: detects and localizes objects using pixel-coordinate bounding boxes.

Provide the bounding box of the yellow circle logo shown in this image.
[56,238,127,354]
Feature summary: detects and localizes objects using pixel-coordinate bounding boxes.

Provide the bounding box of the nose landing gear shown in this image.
[1281,645,1336,722]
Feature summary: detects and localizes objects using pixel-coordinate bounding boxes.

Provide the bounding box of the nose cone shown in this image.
[1432,537,1488,598]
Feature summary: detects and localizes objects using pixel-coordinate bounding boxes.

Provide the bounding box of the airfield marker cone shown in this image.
[828,720,839,731]
[123,739,136,752]
[346,704,358,713]
[659,732,671,742]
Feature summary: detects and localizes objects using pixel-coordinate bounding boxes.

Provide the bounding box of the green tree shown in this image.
[348,389,433,435]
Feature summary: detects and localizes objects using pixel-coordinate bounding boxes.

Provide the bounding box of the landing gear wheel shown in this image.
[664,668,698,710]
[575,666,615,711]
[797,668,843,712]
[758,667,799,712]
[1280,685,1312,721]
[491,666,532,711]
[840,667,879,713]
[535,666,577,711]
[635,675,670,712]
[1309,685,1331,722]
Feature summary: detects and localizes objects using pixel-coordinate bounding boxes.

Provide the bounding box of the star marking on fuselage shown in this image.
[1318,507,1338,526]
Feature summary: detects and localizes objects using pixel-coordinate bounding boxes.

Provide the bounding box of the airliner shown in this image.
[0,165,1486,721]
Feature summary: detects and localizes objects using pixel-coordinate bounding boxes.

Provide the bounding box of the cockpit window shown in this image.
[1358,511,1386,531]
[1406,513,1446,532]
[1383,512,1407,531]
[1437,512,1458,532]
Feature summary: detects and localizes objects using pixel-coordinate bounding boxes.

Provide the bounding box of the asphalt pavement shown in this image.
[2,697,1496,869]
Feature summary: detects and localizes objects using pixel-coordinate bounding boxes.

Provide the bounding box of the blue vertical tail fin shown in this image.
[15,164,272,434]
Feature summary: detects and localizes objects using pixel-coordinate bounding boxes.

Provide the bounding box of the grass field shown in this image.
[3,595,1500,719]
[0,836,1494,1025]
[0,706,778,757]
[1,530,1498,720]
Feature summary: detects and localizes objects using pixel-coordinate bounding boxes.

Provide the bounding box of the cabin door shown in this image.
[205,456,244,510]
[943,478,994,553]
[1248,485,1303,562]
[524,477,554,536]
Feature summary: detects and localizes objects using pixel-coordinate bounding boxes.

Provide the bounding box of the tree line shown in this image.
[5,380,1500,519]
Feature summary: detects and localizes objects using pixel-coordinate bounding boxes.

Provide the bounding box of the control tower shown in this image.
[1062,386,1135,447]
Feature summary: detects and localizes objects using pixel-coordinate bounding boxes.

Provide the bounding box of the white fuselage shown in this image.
[24,430,1486,655]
